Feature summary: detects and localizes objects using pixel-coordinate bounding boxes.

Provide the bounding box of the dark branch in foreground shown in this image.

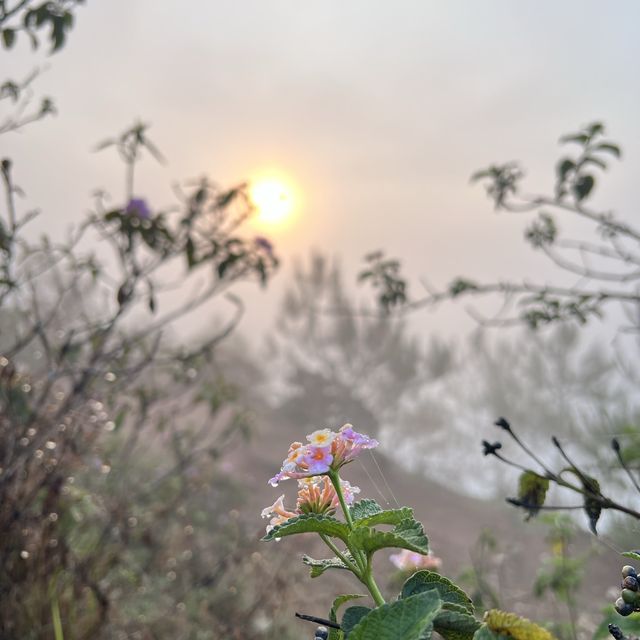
[295,612,341,630]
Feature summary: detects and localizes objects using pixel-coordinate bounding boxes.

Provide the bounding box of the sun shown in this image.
[249,177,294,226]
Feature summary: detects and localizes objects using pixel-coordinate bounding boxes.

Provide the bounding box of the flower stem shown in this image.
[363,565,386,607]
[320,534,361,578]
[327,470,385,605]
[328,470,367,572]
[328,470,355,529]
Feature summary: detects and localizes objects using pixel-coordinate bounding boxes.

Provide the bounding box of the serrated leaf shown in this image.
[434,609,481,640]
[622,551,640,562]
[331,594,366,622]
[474,625,500,640]
[401,570,474,615]
[348,591,442,640]
[302,554,349,578]
[328,595,365,640]
[355,506,414,528]
[349,519,429,557]
[350,499,383,522]
[329,593,369,622]
[341,606,372,637]
[483,610,556,640]
[517,471,549,520]
[261,513,349,543]
[444,602,476,615]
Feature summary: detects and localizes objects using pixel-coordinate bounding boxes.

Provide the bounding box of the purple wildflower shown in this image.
[254,236,274,254]
[126,197,152,219]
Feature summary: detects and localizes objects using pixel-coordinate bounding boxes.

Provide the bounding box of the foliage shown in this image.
[483,417,640,533]
[0,0,85,53]
[358,251,407,313]
[532,516,589,640]
[456,530,503,612]
[359,122,640,335]
[261,425,559,640]
[0,56,288,637]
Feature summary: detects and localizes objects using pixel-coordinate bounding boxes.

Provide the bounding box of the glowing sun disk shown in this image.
[250,178,294,225]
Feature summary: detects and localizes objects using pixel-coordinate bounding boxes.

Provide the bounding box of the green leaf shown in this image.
[449,278,479,297]
[348,591,442,640]
[580,474,601,535]
[261,513,350,543]
[217,252,242,278]
[595,142,622,158]
[185,236,197,269]
[401,570,474,615]
[572,174,595,202]
[51,15,67,52]
[434,610,481,640]
[302,554,349,578]
[581,156,607,171]
[517,471,549,519]
[329,595,366,640]
[559,133,589,145]
[556,158,575,182]
[217,187,240,208]
[622,551,640,562]
[473,625,500,640]
[113,408,127,432]
[350,499,383,521]
[348,518,429,557]
[443,603,477,615]
[341,606,372,637]
[352,504,414,528]
[587,122,605,137]
[563,468,603,534]
[470,169,490,182]
[2,28,16,48]
[331,594,366,622]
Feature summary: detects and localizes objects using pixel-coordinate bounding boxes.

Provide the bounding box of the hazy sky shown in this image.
[5,1,640,344]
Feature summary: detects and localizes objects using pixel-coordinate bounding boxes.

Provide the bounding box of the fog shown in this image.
[3,4,640,637]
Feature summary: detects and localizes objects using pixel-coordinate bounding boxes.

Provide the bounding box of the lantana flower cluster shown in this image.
[268,423,379,487]
[262,476,360,534]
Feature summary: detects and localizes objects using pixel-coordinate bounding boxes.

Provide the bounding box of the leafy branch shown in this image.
[482,417,640,533]
[359,122,640,334]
